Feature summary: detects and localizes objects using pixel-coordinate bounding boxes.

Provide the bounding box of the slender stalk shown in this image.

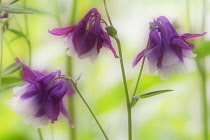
[132,41,149,97]
[0,24,3,88]
[196,59,208,140]
[51,125,54,140]
[38,129,43,140]
[200,0,208,139]
[54,0,62,27]
[23,0,32,66]
[70,81,109,140]
[186,0,192,32]
[67,0,78,139]
[103,0,132,139]
[113,37,132,140]
[103,0,113,26]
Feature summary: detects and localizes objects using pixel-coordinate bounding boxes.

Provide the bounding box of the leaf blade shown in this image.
[2,62,21,76]
[140,89,173,98]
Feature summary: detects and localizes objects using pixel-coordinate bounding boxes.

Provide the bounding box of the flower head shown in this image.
[0,12,8,19]
[49,8,118,61]
[10,58,74,129]
[133,16,206,80]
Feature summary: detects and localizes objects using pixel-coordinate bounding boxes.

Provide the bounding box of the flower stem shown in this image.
[38,129,43,140]
[113,36,132,140]
[70,80,109,140]
[103,0,113,26]
[23,0,32,66]
[67,0,78,139]
[0,24,3,88]
[196,59,208,140]
[54,0,62,27]
[102,0,132,139]
[103,0,132,140]
[132,41,149,97]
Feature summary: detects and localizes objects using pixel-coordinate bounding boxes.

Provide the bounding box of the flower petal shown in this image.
[181,32,207,40]
[132,49,145,67]
[49,25,77,36]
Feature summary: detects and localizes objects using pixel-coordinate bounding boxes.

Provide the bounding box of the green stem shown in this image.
[54,0,62,27]
[38,129,43,140]
[186,0,192,32]
[23,0,31,66]
[0,25,3,88]
[103,0,132,139]
[132,41,149,97]
[114,37,132,140]
[103,0,113,26]
[67,0,78,139]
[51,125,54,140]
[70,81,109,140]
[202,0,206,33]
[196,59,208,140]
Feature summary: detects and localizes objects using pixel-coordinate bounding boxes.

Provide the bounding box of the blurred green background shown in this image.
[0,0,210,140]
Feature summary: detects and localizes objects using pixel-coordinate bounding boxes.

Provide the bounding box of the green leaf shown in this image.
[1,7,34,14]
[2,77,22,87]
[140,89,173,98]
[131,90,173,108]
[194,41,210,58]
[0,83,23,93]
[2,62,21,76]
[1,0,19,7]
[7,29,28,40]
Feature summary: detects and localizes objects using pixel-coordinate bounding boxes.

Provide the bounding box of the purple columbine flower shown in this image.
[10,58,74,129]
[49,8,118,61]
[0,12,8,19]
[133,16,206,80]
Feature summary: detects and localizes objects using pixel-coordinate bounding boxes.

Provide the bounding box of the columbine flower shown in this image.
[0,12,8,19]
[133,16,206,80]
[49,8,118,61]
[10,58,74,129]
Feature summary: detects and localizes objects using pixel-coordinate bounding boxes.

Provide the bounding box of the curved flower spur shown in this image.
[49,8,119,61]
[133,16,206,80]
[10,58,74,129]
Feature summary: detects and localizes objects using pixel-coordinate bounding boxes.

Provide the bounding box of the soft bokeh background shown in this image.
[0,0,210,140]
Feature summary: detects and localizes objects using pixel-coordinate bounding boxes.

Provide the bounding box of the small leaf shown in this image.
[1,0,19,7]
[1,7,34,14]
[140,90,173,98]
[2,62,21,76]
[131,90,173,108]
[0,83,24,93]
[7,29,28,39]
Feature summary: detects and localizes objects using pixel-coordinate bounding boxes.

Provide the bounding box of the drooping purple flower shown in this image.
[133,16,206,80]
[0,12,8,19]
[49,8,118,61]
[10,58,74,129]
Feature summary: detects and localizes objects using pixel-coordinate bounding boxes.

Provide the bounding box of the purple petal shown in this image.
[15,58,40,83]
[60,102,74,127]
[44,98,61,123]
[181,32,207,40]
[100,31,119,58]
[132,49,145,67]
[73,30,97,56]
[49,25,77,36]
[50,86,68,102]
[20,84,38,100]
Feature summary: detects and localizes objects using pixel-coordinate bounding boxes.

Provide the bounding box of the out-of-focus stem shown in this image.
[0,25,3,88]
[70,80,109,140]
[54,0,62,27]
[103,0,132,139]
[38,129,43,140]
[186,0,192,32]
[67,0,77,139]
[23,0,32,66]
[196,59,208,140]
